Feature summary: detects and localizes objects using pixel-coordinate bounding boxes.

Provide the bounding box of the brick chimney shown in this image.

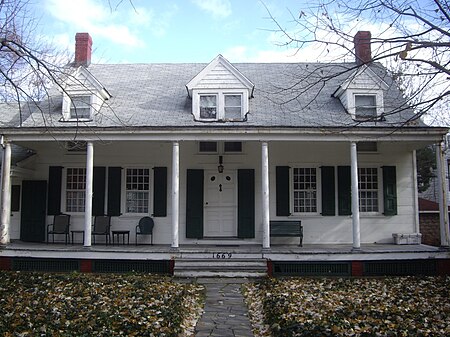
[75,33,92,66]
[354,31,371,65]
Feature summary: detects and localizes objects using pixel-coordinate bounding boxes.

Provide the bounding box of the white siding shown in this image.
[9,140,417,245]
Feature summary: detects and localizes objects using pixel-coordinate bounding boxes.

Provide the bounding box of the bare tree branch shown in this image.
[263,0,450,126]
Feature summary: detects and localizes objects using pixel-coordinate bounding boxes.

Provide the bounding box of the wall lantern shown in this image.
[218,155,224,173]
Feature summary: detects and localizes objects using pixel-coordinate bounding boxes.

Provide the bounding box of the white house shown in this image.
[0,32,449,276]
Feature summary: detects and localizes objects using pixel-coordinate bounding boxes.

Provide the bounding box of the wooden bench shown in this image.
[270,220,303,246]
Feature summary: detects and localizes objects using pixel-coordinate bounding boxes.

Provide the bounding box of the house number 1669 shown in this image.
[213,253,232,259]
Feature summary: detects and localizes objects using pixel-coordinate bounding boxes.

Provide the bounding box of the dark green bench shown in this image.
[270,220,303,246]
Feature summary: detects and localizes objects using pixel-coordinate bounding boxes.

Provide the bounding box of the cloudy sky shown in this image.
[31,0,357,64]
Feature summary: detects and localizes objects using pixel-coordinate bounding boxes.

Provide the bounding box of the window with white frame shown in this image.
[359,167,379,212]
[355,95,377,119]
[197,92,245,121]
[66,168,86,212]
[70,95,91,119]
[293,167,317,213]
[224,94,242,119]
[200,95,217,119]
[126,168,150,213]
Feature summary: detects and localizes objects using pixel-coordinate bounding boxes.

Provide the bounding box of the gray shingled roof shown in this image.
[0,62,427,129]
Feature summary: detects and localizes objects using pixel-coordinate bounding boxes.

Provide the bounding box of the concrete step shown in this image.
[175,258,267,267]
[175,270,267,278]
[173,258,268,277]
[180,252,263,259]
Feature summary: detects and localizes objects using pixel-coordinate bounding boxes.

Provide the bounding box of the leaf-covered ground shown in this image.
[0,272,204,337]
[244,276,450,337]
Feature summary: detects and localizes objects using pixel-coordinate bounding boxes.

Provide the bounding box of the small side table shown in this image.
[71,230,85,245]
[112,230,130,245]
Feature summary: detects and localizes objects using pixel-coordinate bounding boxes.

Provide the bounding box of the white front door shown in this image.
[204,170,237,237]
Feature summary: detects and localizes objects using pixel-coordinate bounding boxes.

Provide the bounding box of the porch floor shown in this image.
[1,241,448,262]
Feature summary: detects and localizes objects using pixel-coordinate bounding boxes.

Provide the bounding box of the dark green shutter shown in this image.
[238,169,255,238]
[321,166,335,216]
[276,166,290,216]
[47,166,62,215]
[338,166,352,215]
[92,167,106,216]
[383,166,397,215]
[186,169,204,238]
[11,185,20,212]
[107,167,122,216]
[153,167,167,217]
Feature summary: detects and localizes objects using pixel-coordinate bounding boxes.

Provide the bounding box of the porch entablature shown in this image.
[1,127,447,145]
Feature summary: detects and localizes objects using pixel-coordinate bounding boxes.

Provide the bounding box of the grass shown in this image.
[244,276,450,337]
[0,271,204,337]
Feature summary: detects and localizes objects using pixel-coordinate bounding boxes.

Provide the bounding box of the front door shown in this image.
[20,180,47,242]
[204,170,237,237]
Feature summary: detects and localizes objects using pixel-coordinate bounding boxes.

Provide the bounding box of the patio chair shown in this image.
[92,215,111,245]
[135,216,154,245]
[47,214,71,244]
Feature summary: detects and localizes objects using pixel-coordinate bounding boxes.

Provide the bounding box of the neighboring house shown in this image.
[418,141,450,246]
[0,31,448,257]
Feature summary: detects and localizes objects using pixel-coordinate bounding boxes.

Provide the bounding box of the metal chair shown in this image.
[92,215,111,245]
[47,214,71,244]
[135,216,154,245]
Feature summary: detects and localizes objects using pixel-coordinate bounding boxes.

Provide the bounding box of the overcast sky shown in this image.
[32,0,360,64]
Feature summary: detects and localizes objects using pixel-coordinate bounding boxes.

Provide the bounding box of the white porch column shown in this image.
[0,142,12,245]
[171,141,179,248]
[83,141,94,247]
[261,142,270,250]
[412,150,420,233]
[350,142,361,250]
[436,142,450,247]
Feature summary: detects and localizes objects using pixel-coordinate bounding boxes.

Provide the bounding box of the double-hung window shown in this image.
[293,167,317,213]
[126,168,150,213]
[70,95,91,119]
[224,94,242,119]
[200,95,217,119]
[355,95,377,119]
[359,167,379,212]
[197,92,244,121]
[66,168,86,212]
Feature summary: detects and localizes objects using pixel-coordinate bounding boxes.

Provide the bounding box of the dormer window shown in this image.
[60,66,111,122]
[224,94,242,119]
[70,95,91,119]
[333,65,388,122]
[200,95,217,119]
[197,92,244,121]
[355,95,377,119]
[186,55,254,123]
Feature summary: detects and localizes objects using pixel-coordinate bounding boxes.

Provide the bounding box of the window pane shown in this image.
[224,142,242,152]
[355,95,376,117]
[70,96,91,119]
[224,95,242,119]
[358,167,379,212]
[66,168,86,212]
[126,168,150,213]
[200,95,217,119]
[199,142,218,152]
[293,168,317,213]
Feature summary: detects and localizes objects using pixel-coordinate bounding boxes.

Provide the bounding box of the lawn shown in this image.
[0,272,204,337]
[244,276,450,337]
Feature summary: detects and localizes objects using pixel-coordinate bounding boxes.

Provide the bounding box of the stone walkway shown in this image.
[195,278,255,337]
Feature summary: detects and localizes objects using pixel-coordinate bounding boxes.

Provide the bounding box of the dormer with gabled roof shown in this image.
[60,33,111,122]
[61,66,111,122]
[186,54,254,122]
[334,65,389,121]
